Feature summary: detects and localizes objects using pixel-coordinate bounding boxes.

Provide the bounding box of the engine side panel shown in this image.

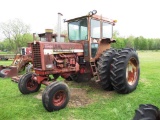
[31,41,84,75]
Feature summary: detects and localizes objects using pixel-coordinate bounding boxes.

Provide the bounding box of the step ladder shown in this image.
[90,62,100,83]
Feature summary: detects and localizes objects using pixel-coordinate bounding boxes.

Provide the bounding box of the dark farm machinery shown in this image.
[18,10,140,112]
[0,32,65,79]
[0,47,32,78]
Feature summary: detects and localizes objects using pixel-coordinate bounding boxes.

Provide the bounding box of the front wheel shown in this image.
[18,73,41,94]
[42,81,70,112]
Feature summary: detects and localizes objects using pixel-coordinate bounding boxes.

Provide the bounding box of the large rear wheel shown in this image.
[133,104,160,120]
[110,48,140,94]
[18,73,41,94]
[42,81,70,112]
[97,48,117,90]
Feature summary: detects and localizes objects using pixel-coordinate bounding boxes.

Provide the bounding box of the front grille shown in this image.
[32,43,42,69]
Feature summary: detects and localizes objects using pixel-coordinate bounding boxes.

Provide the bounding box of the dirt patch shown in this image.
[68,88,93,108]
[35,88,93,108]
[35,89,43,100]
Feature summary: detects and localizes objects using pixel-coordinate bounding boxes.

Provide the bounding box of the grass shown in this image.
[0,51,160,120]
[0,51,14,54]
[0,60,12,66]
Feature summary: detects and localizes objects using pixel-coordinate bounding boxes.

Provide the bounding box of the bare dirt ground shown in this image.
[68,88,92,107]
[35,80,99,107]
[35,80,114,108]
[35,87,93,108]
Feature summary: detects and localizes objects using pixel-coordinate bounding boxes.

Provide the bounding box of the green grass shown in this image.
[0,60,12,66]
[0,51,14,54]
[0,51,160,120]
[0,51,8,54]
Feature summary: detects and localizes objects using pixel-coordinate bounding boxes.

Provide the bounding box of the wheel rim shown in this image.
[52,90,66,106]
[126,57,139,85]
[26,79,38,91]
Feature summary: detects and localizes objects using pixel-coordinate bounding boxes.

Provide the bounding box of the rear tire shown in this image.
[97,48,117,90]
[18,73,41,94]
[42,82,70,112]
[110,48,140,94]
[133,104,160,120]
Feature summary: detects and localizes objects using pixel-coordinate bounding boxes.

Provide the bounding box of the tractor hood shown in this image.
[32,41,83,55]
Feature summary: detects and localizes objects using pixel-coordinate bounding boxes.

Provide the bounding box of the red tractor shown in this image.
[18,10,140,112]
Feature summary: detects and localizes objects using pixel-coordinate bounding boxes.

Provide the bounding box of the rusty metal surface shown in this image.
[11,54,32,72]
[31,41,83,71]
[94,39,111,60]
[66,14,116,25]
[0,48,32,78]
[41,41,83,50]
[127,58,138,85]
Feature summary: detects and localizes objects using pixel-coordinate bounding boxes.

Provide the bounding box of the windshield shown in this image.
[68,18,88,40]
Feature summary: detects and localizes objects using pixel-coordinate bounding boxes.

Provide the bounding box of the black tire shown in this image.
[133,104,160,120]
[26,64,33,73]
[72,73,80,82]
[65,74,75,81]
[18,73,41,94]
[73,73,91,83]
[0,68,11,78]
[53,74,60,79]
[42,81,59,111]
[97,48,117,90]
[0,72,5,77]
[66,73,83,82]
[42,82,70,112]
[110,48,140,94]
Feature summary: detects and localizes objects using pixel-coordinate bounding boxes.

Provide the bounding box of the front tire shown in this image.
[110,48,140,94]
[18,73,41,94]
[133,104,160,120]
[42,81,70,112]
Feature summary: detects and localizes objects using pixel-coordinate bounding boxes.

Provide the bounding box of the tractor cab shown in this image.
[66,10,116,61]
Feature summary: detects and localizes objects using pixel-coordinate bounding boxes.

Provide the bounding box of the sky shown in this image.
[0,0,160,40]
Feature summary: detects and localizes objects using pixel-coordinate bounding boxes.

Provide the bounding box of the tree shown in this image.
[0,18,32,53]
[134,37,139,50]
[113,30,120,38]
[125,36,134,48]
[148,38,154,50]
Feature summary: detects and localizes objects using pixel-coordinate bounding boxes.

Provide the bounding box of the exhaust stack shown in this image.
[45,29,53,42]
[57,13,63,42]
